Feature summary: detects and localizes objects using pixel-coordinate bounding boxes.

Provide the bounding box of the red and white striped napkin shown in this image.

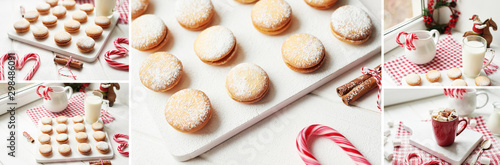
[76,0,129,24]
[392,117,500,165]
[384,35,499,85]
[27,93,115,126]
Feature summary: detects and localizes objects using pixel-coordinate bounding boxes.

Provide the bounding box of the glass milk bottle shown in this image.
[488,102,500,135]
[95,0,117,17]
[462,36,489,78]
[84,91,108,124]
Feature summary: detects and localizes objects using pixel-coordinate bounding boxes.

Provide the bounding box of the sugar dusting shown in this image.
[56,134,68,141]
[43,15,57,22]
[451,79,467,86]
[447,68,462,78]
[195,26,235,61]
[252,0,292,29]
[25,10,39,19]
[96,142,109,150]
[282,33,324,68]
[331,5,372,40]
[426,70,440,79]
[226,63,269,99]
[165,89,211,131]
[132,0,148,14]
[77,36,95,48]
[131,15,167,49]
[140,53,182,91]
[405,74,420,85]
[14,20,30,28]
[175,0,213,27]
[53,6,67,14]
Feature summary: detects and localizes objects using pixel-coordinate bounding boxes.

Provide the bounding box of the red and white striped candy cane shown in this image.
[104,38,129,71]
[296,124,371,165]
[396,32,419,51]
[16,53,40,80]
[0,53,12,80]
[36,85,53,100]
[444,88,466,99]
[113,134,129,157]
[405,152,443,165]
[361,67,382,111]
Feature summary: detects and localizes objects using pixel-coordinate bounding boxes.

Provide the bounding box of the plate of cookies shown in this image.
[34,116,114,163]
[8,2,119,62]
[402,68,493,86]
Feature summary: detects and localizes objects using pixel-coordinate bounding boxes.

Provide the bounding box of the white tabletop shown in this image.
[0,0,129,81]
[0,83,130,165]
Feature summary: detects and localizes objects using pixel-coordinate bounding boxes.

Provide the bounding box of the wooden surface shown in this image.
[0,0,129,81]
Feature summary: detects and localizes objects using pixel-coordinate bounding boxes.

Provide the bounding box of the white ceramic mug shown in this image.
[39,86,73,112]
[397,30,440,64]
[95,0,120,17]
[448,89,488,116]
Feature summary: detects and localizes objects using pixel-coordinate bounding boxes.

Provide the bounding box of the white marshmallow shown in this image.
[470,119,477,128]
[392,139,402,147]
[384,130,391,137]
[480,157,491,165]
[384,150,393,161]
[387,120,394,128]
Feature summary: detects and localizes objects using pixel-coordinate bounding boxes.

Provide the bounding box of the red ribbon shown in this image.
[361,67,382,110]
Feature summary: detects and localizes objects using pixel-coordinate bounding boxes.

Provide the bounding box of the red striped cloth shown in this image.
[76,0,129,24]
[392,117,500,165]
[27,93,115,126]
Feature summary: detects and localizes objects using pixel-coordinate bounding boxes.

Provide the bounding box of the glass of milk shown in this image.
[488,102,500,136]
[84,91,108,124]
[95,0,119,17]
[462,36,490,78]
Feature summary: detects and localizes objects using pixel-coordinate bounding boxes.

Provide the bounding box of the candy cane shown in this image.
[396,32,419,51]
[361,67,382,111]
[296,124,371,165]
[444,88,466,99]
[104,38,129,71]
[113,134,129,157]
[16,53,40,80]
[36,85,53,100]
[405,152,443,165]
[57,56,77,80]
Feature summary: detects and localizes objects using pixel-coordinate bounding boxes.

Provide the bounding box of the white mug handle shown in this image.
[429,29,440,44]
[476,91,489,109]
[483,49,495,69]
[63,86,73,100]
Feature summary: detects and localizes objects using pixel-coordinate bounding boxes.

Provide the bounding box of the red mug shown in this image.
[432,118,468,146]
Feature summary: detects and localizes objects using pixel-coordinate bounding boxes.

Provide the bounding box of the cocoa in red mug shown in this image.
[432,113,468,147]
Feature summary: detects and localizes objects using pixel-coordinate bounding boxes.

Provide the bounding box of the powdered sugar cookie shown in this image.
[37,3,51,15]
[75,132,88,143]
[305,0,338,9]
[64,20,81,33]
[131,14,168,51]
[32,25,49,39]
[251,0,292,35]
[41,117,52,125]
[39,144,52,156]
[165,89,212,133]
[194,26,237,65]
[73,123,86,132]
[58,144,71,156]
[234,0,259,4]
[72,10,88,23]
[140,52,183,92]
[57,116,68,124]
[330,5,372,44]
[77,36,95,53]
[282,33,325,73]
[95,16,111,28]
[425,70,441,82]
[72,115,84,123]
[78,143,91,155]
[52,6,67,19]
[56,134,69,144]
[405,73,421,86]
[451,79,467,86]
[475,76,491,86]
[447,68,462,80]
[175,0,214,30]
[40,125,53,135]
[92,122,104,131]
[25,10,40,22]
[42,15,58,27]
[96,142,110,154]
[45,0,58,7]
[62,0,76,10]
[93,131,106,141]
[80,4,94,14]
[13,19,30,33]
[132,0,149,19]
[85,25,103,39]
[226,63,270,103]
[54,31,72,46]
[38,134,51,144]
[55,124,67,134]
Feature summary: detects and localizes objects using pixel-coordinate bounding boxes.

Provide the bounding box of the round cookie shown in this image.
[251,0,292,35]
[281,33,325,73]
[62,0,76,10]
[194,26,237,65]
[305,0,338,9]
[38,134,51,144]
[14,19,30,33]
[45,0,58,7]
[475,76,491,86]
[226,63,270,103]
[56,134,69,144]
[40,117,52,125]
[25,10,40,23]
[92,122,104,131]
[85,25,103,39]
[75,132,88,143]
[330,5,373,44]
[54,31,72,46]
[37,3,51,15]
[447,68,462,80]
[77,36,96,53]
[73,115,84,123]
[64,20,81,33]
[72,11,88,23]
[425,70,441,82]
[39,144,52,157]
[80,4,95,14]
[165,89,213,133]
[175,0,214,30]
[73,123,86,132]
[52,6,67,19]
[234,0,259,4]
[57,116,68,124]
[405,73,421,86]
[131,15,168,51]
[451,79,468,86]
[78,143,91,155]
[139,52,183,92]
[132,0,150,19]
[42,15,58,27]
[55,124,67,134]
[58,144,71,156]
[95,16,111,28]
[40,125,53,135]
[96,142,110,154]
[93,131,106,141]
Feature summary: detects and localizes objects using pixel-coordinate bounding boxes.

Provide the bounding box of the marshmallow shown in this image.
[384,150,393,161]
[392,139,402,147]
[470,119,477,128]
[384,130,391,137]
[387,120,394,128]
[480,157,491,165]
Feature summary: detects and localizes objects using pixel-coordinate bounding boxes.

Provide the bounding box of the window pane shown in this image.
[384,0,421,30]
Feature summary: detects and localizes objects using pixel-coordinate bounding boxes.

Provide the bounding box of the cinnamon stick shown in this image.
[23,131,34,143]
[336,65,380,96]
[342,74,381,105]
[54,55,83,69]
[89,160,111,165]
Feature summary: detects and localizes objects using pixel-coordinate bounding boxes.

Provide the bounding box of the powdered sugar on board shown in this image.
[331,5,372,40]
[175,0,213,26]
[251,0,292,29]
[195,26,235,61]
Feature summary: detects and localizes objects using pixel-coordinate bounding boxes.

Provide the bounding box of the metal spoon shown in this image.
[471,139,492,164]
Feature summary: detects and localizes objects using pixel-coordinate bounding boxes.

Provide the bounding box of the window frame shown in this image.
[384,0,427,53]
[0,83,59,115]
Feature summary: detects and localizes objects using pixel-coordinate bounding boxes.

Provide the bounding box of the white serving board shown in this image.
[403,121,482,165]
[401,68,490,86]
[131,0,381,161]
[34,118,114,163]
[7,5,119,62]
